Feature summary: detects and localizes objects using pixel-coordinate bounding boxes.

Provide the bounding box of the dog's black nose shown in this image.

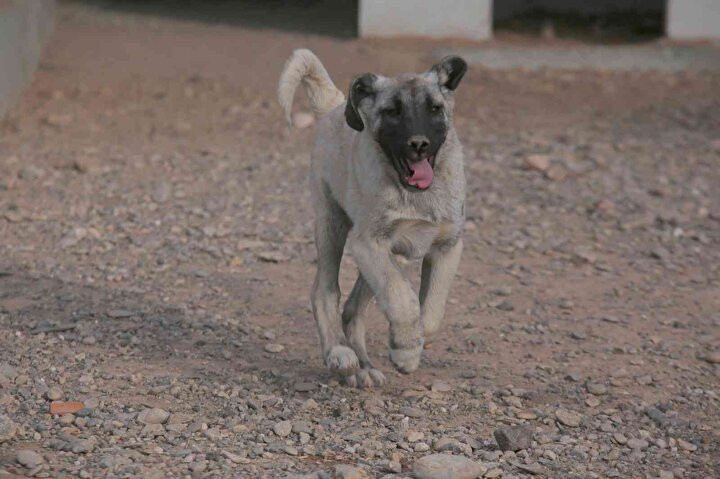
[408,135,430,154]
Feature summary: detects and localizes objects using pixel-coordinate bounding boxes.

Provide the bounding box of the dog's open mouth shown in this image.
[405,157,434,190]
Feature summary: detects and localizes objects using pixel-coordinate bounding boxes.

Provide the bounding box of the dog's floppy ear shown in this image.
[431,56,468,91]
[344,73,376,132]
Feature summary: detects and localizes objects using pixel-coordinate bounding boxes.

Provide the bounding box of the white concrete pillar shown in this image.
[667,0,720,39]
[0,0,56,118]
[359,0,492,40]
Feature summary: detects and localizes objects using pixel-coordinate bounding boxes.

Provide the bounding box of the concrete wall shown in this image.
[0,0,55,119]
[359,0,720,41]
[667,0,720,39]
[359,0,492,40]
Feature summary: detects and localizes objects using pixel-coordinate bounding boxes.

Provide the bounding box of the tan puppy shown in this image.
[278,49,467,387]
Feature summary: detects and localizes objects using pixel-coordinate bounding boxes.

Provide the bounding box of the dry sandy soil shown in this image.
[1,2,719,479]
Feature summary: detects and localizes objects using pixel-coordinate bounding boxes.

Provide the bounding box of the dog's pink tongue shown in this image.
[407,158,434,189]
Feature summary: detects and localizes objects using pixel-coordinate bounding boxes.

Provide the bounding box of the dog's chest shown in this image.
[388,219,458,259]
[380,183,464,260]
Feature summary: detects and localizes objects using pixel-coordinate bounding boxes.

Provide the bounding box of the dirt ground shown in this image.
[1,2,719,479]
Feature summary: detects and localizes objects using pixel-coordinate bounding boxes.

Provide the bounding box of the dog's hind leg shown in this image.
[342,274,373,366]
[341,274,386,388]
[420,239,463,342]
[311,186,358,375]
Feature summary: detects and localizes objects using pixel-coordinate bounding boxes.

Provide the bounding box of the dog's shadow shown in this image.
[0,265,332,394]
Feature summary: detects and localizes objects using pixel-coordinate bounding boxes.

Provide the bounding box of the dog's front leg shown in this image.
[349,232,424,373]
[419,239,463,342]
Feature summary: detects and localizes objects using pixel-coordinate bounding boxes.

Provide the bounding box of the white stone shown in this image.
[17,449,44,468]
[413,453,487,479]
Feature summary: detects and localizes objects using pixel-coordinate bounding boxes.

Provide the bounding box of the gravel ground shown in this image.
[0,3,719,479]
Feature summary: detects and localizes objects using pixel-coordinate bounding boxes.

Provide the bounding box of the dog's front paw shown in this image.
[422,330,439,348]
[390,345,423,374]
[325,345,359,373]
[344,368,386,388]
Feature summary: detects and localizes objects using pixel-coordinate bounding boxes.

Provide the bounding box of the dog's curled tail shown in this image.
[278,49,345,126]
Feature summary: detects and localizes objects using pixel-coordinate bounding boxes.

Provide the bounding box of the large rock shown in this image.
[0,415,17,443]
[699,351,720,364]
[413,454,487,479]
[333,464,369,479]
[525,154,550,171]
[45,387,64,401]
[627,438,649,450]
[71,437,97,453]
[434,437,470,454]
[555,408,583,427]
[0,363,18,381]
[494,425,533,451]
[137,408,169,425]
[16,449,44,469]
[273,420,292,437]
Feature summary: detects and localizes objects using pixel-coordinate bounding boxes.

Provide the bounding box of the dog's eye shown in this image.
[430,104,442,114]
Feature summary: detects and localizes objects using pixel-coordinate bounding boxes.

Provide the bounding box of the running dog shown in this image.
[278,49,467,387]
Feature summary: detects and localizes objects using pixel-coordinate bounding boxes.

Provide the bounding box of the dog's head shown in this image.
[344,56,467,191]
